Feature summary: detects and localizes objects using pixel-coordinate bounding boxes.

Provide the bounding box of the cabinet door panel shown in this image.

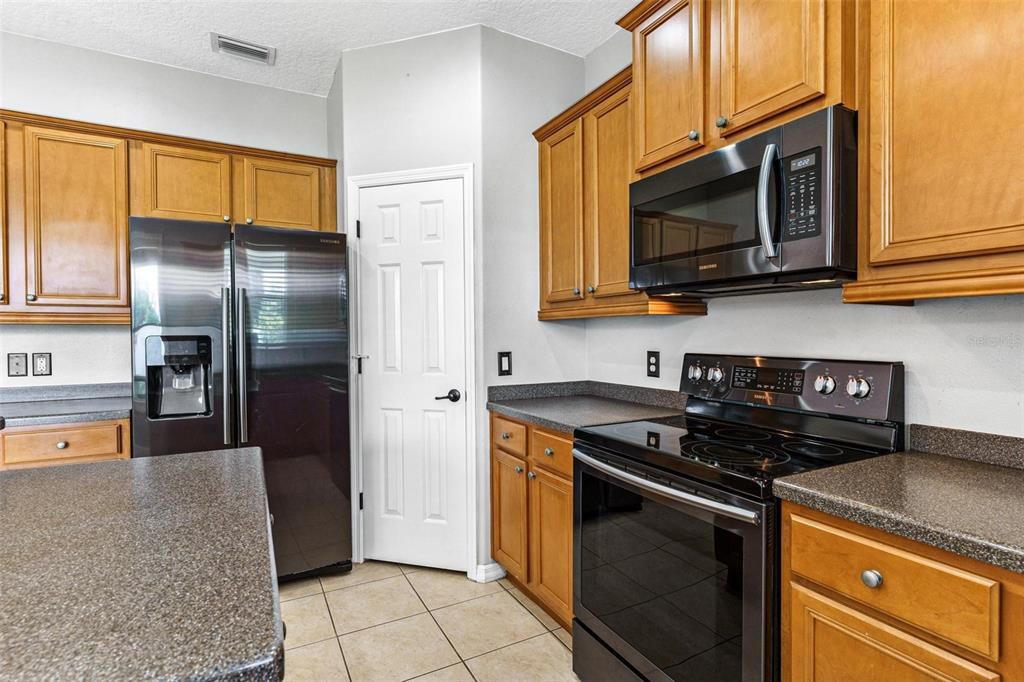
[528,467,573,624]
[633,0,705,171]
[139,143,231,222]
[491,448,529,582]
[23,126,128,307]
[540,120,584,305]
[585,86,641,300]
[240,156,322,231]
[718,0,825,137]
[789,583,1000,682]
[1,120,7,308]
[869,0,1024,266]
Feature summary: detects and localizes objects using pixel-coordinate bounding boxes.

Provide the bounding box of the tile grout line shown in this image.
[402,573,478,681]
[318,589,354,682]
[461,630,563,666]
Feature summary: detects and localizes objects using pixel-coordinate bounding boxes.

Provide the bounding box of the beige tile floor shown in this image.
[280,561,576,682]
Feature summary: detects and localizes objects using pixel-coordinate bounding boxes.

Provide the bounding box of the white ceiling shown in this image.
[0,0,634,96]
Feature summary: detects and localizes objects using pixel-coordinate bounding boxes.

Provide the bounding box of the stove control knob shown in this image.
[846,377,871,399]
[707,367,724,383]
[687,365,703,381]
[813,374,836,395]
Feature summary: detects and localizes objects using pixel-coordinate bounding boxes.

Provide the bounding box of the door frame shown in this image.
[346,163,481,578]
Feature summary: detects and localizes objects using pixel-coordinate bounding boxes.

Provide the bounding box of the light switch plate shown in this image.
[7,353,28,377]
[647,350,660,378]
[32,352,52,376]
[498,351,512,377]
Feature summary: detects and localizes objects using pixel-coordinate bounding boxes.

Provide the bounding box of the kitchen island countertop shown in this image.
[0,448,283,681]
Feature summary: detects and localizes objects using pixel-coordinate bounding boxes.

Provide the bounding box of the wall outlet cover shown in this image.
[7,353,28,377]
[647,350,660,378]
[497,351,512,377]
[32,352,52,376]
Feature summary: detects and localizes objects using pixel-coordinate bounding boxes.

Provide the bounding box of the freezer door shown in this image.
[234,225,351,577]
[130,218,233,457]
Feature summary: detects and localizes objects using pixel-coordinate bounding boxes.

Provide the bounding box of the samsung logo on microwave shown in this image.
[698,263,718,271]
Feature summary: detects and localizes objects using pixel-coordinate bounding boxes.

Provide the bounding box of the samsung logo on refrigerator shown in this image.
[320,239,341,245]
[698,263,718,271]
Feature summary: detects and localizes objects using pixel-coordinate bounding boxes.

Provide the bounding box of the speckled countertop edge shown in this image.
[487,396,683,433]
[0,383,132,428]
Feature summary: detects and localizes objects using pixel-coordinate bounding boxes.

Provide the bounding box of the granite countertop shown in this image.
[487,395,683,432]
[774,450,1024,574]
[0,448,283,680]
[0,383,132,428]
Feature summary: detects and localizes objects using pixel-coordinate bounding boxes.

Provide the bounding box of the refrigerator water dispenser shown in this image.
[145,336,213,419]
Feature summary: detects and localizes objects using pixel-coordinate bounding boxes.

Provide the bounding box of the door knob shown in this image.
[434,389,462,403]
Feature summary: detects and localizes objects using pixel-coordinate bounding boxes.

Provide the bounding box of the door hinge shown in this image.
[357,357,363,374]
[358,492,364,510]
[355,219,361,238]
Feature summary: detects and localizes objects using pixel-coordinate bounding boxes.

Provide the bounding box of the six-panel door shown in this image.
[23,126,129,308]
[135,142,233,223]
[539,119,585,305]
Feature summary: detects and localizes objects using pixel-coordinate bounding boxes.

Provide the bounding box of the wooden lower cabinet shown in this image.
[0,418,131,470]
[490,412,574,628]
[783,503,1024,681]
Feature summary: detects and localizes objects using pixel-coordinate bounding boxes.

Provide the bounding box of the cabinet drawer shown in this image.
[790,514,1000,659]
[0,420,129,469]
[529,427,573,478]
[492,416,527,457]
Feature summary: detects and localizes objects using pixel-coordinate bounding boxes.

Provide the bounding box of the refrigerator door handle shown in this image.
[221,287,232,445]
[237,287,249,444]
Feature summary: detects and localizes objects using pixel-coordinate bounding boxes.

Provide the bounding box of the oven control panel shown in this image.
[680,353,904,423]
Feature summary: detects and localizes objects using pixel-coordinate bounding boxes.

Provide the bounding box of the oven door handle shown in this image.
[573,449,761,526]
[756,142,779,259]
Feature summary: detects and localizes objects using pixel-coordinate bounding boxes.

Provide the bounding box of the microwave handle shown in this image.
[757,143,780,259]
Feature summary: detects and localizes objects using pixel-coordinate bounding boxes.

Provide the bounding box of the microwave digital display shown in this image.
[790,153,816,171]
[732,366,805,395]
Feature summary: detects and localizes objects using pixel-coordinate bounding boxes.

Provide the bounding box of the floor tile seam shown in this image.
[321,570,406,595]
[404,574,473,679]
[318,589,354,681]
[462,631,559,665]
[418,584,506,613]
[504,588,561,632]
[402,661,475,682]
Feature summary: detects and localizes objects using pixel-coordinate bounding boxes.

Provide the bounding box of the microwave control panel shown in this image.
[782,147,821,241]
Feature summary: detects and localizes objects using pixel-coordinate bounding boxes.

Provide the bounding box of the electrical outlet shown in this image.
[497,351,512,376]
[7,353,28,377]
[32,352,52,376]
[647,350,660,378]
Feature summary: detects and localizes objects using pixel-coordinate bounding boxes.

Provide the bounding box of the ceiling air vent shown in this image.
[210,33,277,65]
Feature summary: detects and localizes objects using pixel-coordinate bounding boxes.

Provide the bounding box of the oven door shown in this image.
[573,448,773,682]
[630,127,783,291]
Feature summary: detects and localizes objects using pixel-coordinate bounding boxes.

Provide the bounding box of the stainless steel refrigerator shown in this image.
[130,217,351,579]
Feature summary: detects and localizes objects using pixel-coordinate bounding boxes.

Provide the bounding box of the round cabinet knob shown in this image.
[573,287,581,296]
[527,471,537,480]
[0,293,5,302]
[706,367,724,383]
[245,217,254,225]
[846,377,871,399]
[813,374,836,395]
[501,432,511,440]
[687,365,704,381]
[56,441,69,450]
[223,215,231,222]
[587,285,596,294]
[860,569,883,589]
[514,465,524,474]
[715,116,729,128]
[687,130,700,141]
[544,447,555,457]
[26,294,38,302]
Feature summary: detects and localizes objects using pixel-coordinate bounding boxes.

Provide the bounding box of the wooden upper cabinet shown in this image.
[866,0,1024,267]
[622,0,705,171]
[539,119,585,305]
[133,142,232,223]
[716,0,825,137]
[237,156,322,231]
[584,84,640,300]
[528,465,573,625]
[23,126,128,307]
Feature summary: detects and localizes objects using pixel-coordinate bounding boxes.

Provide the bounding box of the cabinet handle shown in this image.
[245,217,254,225]
[223,215,231,222]
[544,447,555,457]
[715,116,729,128]
[528,471,537,480]
[501,432,511,440]
[860,570,883,589]
[514,465,523,474]
[56,441,69,450]
[586,285,596,294]
[573,287,581,296]
[687,130,699,141]
[26,294,37,302]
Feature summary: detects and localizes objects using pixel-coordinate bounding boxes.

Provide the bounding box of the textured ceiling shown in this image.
[0,0,635,96]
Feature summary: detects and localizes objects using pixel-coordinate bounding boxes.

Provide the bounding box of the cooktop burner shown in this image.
[684,440,791,467]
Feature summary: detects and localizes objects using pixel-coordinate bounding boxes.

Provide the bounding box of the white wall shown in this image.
[326,58,345,231]
[585,291,1024,437]
[0,32,328,156]
[583,29,631,91]
[0,326,129,387]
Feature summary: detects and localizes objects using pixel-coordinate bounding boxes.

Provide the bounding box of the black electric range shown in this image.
[571,354,904,682]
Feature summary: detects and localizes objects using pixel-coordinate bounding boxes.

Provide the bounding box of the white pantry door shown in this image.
[357,177,469,570]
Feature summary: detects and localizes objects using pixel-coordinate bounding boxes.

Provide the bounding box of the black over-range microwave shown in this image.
[630,106,857,297]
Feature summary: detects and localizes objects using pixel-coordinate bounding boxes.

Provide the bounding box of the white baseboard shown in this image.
[469,561,506,583]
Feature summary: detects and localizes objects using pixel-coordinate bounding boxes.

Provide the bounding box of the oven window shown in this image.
[579,473,744,681]
[633,165,776,265]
